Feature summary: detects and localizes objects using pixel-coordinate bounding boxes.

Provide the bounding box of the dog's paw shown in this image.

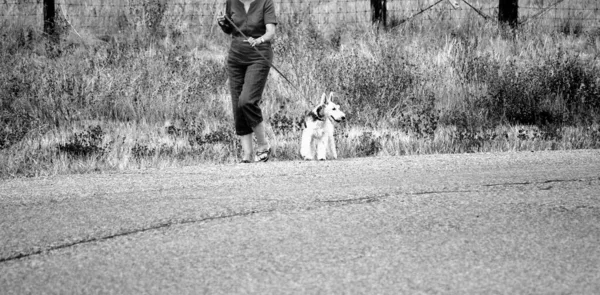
[302,155,314,161]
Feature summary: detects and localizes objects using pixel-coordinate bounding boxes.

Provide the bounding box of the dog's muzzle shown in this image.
[332,115,346,123]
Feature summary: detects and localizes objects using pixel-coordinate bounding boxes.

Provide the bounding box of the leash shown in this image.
[223,14,303,94]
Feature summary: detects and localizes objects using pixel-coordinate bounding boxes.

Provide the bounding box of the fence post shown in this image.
[44,0,59,42]
[498,0,518,29]
[371,0,387,29]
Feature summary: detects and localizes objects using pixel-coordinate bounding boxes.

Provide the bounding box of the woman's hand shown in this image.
[245,37,264,47]
[216,14,227,26]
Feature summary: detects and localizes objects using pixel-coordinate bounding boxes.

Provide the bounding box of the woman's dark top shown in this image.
[220,0,278,66]
[220,0,278,39]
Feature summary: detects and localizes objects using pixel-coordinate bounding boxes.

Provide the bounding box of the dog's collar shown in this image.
[310,112,325,121]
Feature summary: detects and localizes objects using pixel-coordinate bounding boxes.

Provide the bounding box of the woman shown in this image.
[217,0,277,163]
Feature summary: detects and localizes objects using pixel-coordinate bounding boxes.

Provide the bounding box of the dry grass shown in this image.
[1,1,600,178]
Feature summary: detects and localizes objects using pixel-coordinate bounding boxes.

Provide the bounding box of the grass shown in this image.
[1,1,600,178]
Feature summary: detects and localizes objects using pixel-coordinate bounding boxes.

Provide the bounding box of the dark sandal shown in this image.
[255,147,271,162]
[241,159,252,163]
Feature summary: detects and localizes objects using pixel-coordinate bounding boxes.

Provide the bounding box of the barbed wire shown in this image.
[1,0,599,29]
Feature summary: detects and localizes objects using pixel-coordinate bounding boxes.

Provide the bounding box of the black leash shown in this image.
[223,14,302,94]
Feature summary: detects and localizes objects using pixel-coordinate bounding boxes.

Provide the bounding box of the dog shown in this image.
[300,92,346,160]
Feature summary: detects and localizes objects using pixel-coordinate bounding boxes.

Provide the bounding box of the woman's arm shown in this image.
[261,0,277,43]
[248,24,276,47]
[216,1,233,35]
[261,24,276,42]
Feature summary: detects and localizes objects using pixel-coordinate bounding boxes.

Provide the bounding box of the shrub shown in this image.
[132,143,156,159]
[143,0,168,38]
[396,92,440,138]
[189,127,236,147]
[0,110,38,150]
[483,51,600,126]
[354,131,383,157]
[269,109,303,136]
[58,125,109,158]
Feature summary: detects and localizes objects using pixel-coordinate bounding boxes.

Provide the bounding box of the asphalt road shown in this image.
[1,150,600,294]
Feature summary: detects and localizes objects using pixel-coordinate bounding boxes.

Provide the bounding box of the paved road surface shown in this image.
[1,150,599,294]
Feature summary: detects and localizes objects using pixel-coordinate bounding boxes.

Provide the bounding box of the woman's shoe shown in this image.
[255,147,271,162]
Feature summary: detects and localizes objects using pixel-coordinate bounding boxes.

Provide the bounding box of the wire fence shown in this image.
[1,0,599,33]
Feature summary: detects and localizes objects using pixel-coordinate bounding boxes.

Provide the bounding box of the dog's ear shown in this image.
[319,93,326,105]
[316,105,325,118]
[327,92,334,103]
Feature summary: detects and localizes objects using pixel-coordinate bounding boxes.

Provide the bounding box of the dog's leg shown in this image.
[300,129,313,160]
[316,138,327,160]
[328,134,338,160]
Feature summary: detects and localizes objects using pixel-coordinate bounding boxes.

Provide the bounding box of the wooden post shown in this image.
[382,0,387,28]
[498,0,518,29]
[44,0,58,42]
[371,0,387,28]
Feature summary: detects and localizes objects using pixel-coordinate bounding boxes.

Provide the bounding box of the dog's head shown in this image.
[313,92,346,123]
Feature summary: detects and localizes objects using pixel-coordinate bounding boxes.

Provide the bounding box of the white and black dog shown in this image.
[300,92,346,160]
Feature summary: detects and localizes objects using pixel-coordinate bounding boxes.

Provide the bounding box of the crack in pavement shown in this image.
[0,192,396,264]
[0,209,271,264]
[319,195,384,205]
[3,176,598,264]
[412,189,477,195]
[483,177,600,187]
[1,193,393,264]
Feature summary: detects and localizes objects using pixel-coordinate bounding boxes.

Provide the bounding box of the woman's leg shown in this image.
[238,62,272,153]
[227,60,256,161]
[252,121,269,152]
[240,134,254,162]
[227,62,253,136]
